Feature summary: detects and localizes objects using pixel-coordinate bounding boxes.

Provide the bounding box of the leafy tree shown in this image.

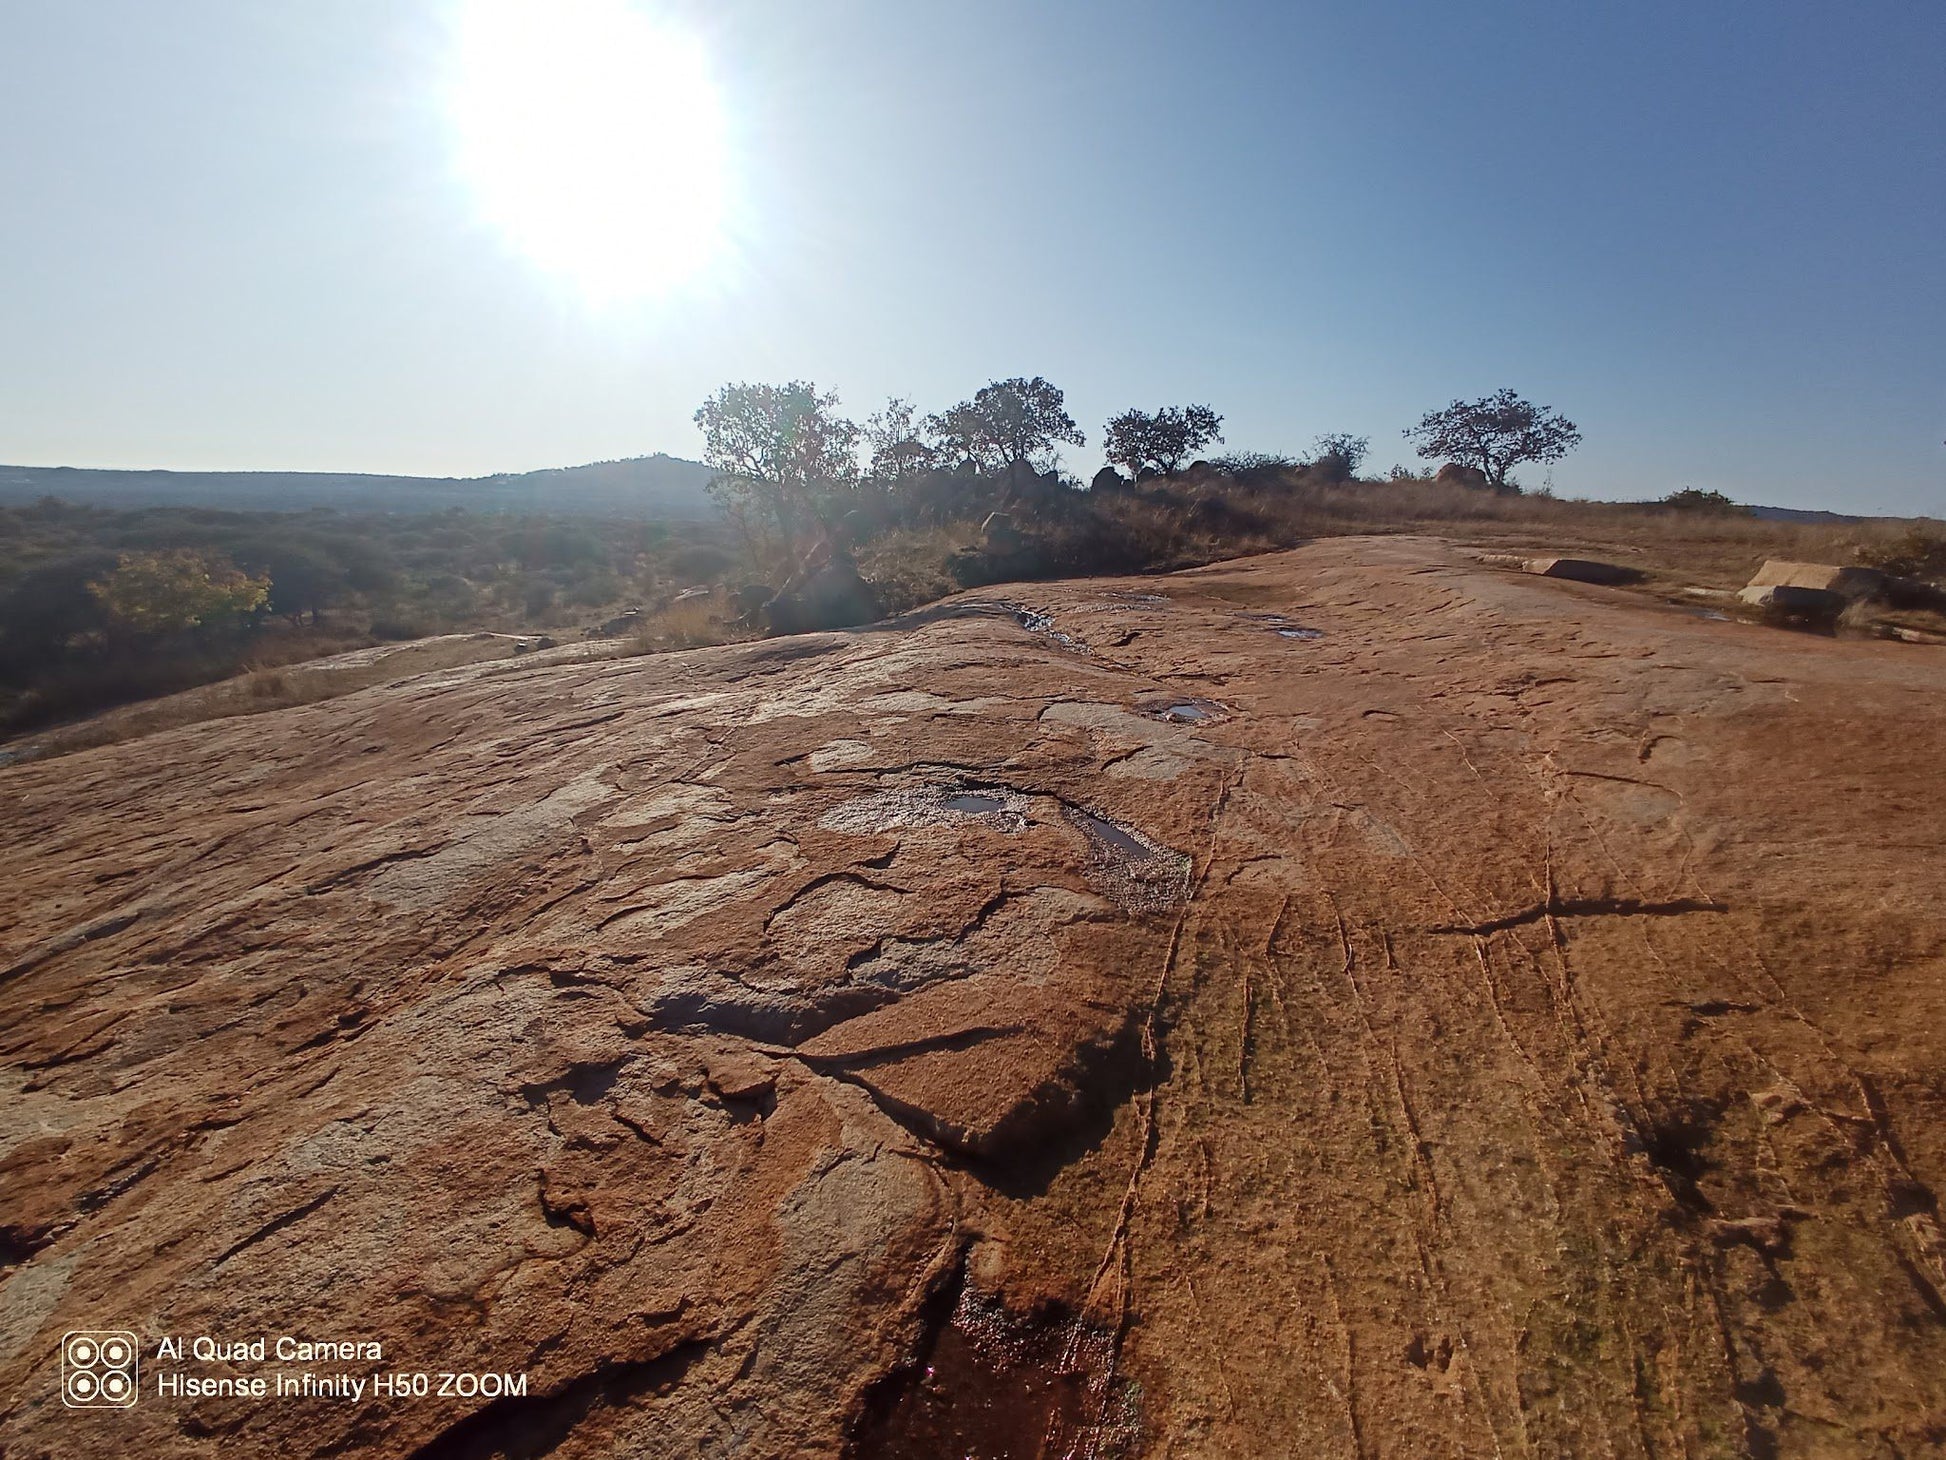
[693,382,860,542]
[863,397,940,485]
[88,550,269,637]
[1103,405,1224,477]
[1309,433,1370,482]
[1403,389,1581,493]
[260,546,346,625]
[927,377,1084,474]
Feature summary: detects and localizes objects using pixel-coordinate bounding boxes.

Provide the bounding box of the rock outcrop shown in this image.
[4,538,1945,1458]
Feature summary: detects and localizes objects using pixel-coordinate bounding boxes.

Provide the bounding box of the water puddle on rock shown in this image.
[852,1280,1140,1460]
[940,791,1008,814]
[999,601,1090,655]
[821,785,1031,835]
[1237,610,1323,641]
[1152,700,1219,724]
[1066,807,1192,913]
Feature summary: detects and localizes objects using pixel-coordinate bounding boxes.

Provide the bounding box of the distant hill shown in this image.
[0,454,720,518]
[1745,504,1876,525]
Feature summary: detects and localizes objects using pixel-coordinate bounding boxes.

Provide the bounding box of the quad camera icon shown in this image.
[62,1331,139,1408]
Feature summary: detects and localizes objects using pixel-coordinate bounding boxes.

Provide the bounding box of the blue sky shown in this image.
[2,0,1941,513]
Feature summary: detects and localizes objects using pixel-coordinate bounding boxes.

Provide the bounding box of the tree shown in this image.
[1403,389,1581,493]
[926,377,1084,473]
[88,550,269,638]
[1309,433,1370,482]
[693,382,860,543]
[1103,405,1224,477]
[862,397,940,485]
[258,546,346,625]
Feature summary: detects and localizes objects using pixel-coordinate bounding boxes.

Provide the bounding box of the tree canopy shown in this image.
[1403,389,1581,493]
[863,397,940,485]
[927,377,1083,474]
[693,381,860,540]
[1103,405,1224,477]
[88,550,269,637]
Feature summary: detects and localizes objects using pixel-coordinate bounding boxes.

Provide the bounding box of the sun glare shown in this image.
[446,0,730,301]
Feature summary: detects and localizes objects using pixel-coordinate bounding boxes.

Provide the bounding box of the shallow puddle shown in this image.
[940,791,1008,814]
[1065,807,1192,912]
[821,785,1031,835]
[1157,702,1212,723]
[1235,610,1324,640]
[1000,601,1089,654]
[1071,810,1153,859]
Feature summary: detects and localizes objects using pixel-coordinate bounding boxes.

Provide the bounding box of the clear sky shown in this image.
[3,0,1942,514]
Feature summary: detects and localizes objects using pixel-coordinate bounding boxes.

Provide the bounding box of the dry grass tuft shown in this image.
[627,591,751,653]
[857,527,974,613]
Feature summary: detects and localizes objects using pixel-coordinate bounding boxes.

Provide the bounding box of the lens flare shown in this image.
[446,0,729,300]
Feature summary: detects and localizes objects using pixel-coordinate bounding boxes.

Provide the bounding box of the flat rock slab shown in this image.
[1522,556,1640,584]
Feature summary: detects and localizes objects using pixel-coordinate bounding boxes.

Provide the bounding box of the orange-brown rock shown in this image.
[3,538,1944,1458]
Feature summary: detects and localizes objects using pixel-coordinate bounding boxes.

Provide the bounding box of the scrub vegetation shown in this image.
[3,375,1940,741]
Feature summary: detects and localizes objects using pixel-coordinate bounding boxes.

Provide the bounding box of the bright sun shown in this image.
[446,0,729,300]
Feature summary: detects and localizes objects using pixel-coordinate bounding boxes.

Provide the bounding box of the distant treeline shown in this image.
[0,453,717,517]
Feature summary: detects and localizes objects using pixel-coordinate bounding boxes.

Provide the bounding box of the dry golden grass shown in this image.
[627,590,755,653]
[857,526,975,613]
[1267,479,1925,584]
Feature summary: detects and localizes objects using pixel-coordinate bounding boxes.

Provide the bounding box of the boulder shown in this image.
[1090,466,1129,495]
[1746,560,1886,601]
[595,607,644,637]
[1523,557,1640,586]
[1737,584,1846,617]
[1434,462,1493,491]
[733,583,775,621]
[764,560,877,634]
[981,511,1022,552]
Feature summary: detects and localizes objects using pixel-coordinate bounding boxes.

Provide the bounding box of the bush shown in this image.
[1208,453,1299,488]
[564,570,622,608]
[667,543,733,582]
[1309,434,1370,483]
[1857,528,1946,583]
[369,614,430,641]
[1659,488,1748,515]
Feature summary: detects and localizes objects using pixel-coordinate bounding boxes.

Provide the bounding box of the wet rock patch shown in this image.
[1065,806,1192,913]
[851,1259,1140,1460]
[819,785,1032,836]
